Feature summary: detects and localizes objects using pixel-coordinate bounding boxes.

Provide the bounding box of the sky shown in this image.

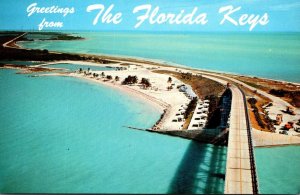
[0,0,300,32]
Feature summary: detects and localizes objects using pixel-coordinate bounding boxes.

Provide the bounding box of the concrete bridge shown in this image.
[4,33,260,194]
[224,85,259,194]
[200,75,259,194]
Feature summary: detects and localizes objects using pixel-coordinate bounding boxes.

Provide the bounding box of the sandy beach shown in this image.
[1,30,300,146]
[39,60,192,130]
[32,59,300,146]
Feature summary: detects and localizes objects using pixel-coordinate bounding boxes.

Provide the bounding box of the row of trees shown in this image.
[180,73,202,80]
[79,69,120,81]
[248,97,265,129]
[184,97,198,119]
[80,70,152,88]
[121,75,152,89]
[181,72,193,80]
[122,75,138,85]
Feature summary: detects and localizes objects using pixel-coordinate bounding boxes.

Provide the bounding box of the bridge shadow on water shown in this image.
[168,140,227,194]
[167,89,231,194]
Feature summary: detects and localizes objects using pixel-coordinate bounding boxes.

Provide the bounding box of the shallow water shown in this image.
[2,31,300,193]
[45,63,114,71]
[255,146,300,194]
[19,32,300,83]
[0,69,227,193]
[0,60,40,66]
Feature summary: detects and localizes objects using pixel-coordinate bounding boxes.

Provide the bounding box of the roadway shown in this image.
[2,32,27,48]
[224,85,259,194]
[202,75,259,194]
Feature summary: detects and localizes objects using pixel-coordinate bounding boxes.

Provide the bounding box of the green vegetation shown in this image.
[181,97,198,129]
[270,89,300,106]
[122,75,138,85]
[24,32,84,41]
[184,97,198,119]
[205,94,221,128]
[248,98,265,129]
[0,32,115,64]
[236,79,262,89]
[92,73,99,78]
[140,78,151,88]
[106,75,112,80]
[180,72,193,80]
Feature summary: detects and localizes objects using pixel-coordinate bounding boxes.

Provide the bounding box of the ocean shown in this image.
[19,32,300,83]
[255,146,300,194]
[0,69,227,193]
[1,31,299,193]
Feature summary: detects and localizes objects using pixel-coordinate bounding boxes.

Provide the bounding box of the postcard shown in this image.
[0,0,299,194]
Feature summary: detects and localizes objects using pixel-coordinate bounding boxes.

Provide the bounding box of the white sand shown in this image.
[41,64,191,130]
[33,60,121,68]
[84,67,190,130]
[37,60,300,141]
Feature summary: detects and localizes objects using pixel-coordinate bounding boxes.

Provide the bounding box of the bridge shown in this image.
[3,33,260,194]
[200,75,259,194]
[224,85,259,194]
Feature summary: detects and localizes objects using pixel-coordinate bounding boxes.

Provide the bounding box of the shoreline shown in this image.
[2,30,299,86]
[41,59,300,146]
[2,58,300,147]
[40,71,175,130]
[1,32,300,147]
[15,32,300,85]
[75,74,168,113]
[44,72,168,113]
[4,31,300,87]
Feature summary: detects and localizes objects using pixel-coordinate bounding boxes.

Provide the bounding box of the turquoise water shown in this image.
[19,32,300,83]
[0,69,227,193]
[45,63,114,71]
[3,32,300,193]
[0,60,40,66]
[255,146,300,194]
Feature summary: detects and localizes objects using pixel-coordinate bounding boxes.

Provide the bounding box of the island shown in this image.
[1,31,300,194]
[1,31,300,148]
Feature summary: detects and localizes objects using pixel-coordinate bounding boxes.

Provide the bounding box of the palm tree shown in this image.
[115,76,120,81]
[101,72,105,77]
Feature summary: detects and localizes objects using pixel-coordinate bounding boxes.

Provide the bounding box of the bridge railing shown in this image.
[238,86,260,194]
